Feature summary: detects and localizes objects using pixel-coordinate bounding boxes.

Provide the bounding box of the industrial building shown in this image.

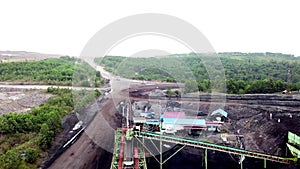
[161,111,225,134]
[133,109,228,134]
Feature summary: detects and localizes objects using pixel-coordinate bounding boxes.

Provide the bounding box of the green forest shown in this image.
[95,52,300,94]
[0,87,100,169]
[0,56,103,87]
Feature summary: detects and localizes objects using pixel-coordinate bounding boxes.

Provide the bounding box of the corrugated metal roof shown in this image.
[133,117,146,123]
[211,109,228,117]
[163,118,206,126]
[164,112,185,118]
[146,121,159,125]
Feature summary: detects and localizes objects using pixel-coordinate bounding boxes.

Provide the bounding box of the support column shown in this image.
[264,159,267,169]
[240,155,243,169]
[240,159,243,169]
[205,148,207,169]
[202,150,204,167]
[160,111,163,169]
[160,137,162,169]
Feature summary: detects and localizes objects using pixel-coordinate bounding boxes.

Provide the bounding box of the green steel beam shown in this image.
[287,143,300,158]
[288,131,300,146]
[162,145,186,165]
[139,146,147,169]
[149,139,160,153]
[135,136,147,169]
[110,129,123,169]
[138,131,297,164]
[135,136,160,164]
[111,128,297,169]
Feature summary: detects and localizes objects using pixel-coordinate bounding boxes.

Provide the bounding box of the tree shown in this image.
[38,123,54,150]
[166,87,174,99]
[184,79,198,93]
[94,89,101,97]
[0,149,21,169]
[24,148,38,163]
[46,111,61,133]
[0,116,10,134]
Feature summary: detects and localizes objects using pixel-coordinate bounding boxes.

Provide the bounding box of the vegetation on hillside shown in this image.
[95,53,300,94]
[0,87,101,168]
[0,56,103,87]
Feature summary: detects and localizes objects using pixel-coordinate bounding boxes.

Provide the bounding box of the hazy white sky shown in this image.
[0,0,300,56]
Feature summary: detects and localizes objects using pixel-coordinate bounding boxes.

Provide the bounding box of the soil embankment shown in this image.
[47,94,122,169]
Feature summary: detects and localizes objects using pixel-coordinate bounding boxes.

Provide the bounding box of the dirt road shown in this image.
[48,94,121,169]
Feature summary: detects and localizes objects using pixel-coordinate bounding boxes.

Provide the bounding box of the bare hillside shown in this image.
[0,51,61,62]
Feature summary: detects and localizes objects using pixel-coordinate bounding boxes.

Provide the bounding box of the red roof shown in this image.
[164,112,185,118]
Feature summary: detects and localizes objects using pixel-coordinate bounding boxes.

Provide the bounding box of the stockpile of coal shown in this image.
[199,94,300,107]
[147,146,296,169]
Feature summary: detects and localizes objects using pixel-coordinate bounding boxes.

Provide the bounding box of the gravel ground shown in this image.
[0,88,52,115]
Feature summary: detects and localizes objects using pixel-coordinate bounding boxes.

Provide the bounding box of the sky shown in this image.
[0,0,300,57]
